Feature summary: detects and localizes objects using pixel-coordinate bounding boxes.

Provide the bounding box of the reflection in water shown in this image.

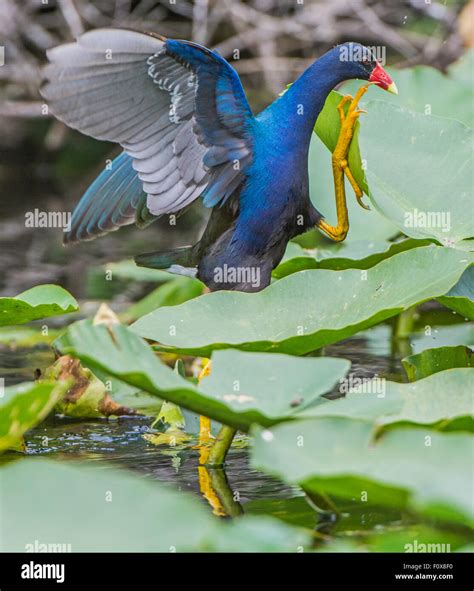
[18,417,295,508]
[0,328,417,539]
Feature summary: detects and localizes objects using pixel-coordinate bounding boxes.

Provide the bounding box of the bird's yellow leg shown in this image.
[316,85,369,241]
[197,359,213,443]
[339,85,368,211]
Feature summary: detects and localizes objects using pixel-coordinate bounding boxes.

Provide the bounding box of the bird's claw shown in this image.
[334,88,369,211]
[346,166,369,210]
[356,194,371,210]
[337,94,354,123]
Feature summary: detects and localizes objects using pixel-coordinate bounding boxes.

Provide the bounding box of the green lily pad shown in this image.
[143,429,191,447]
[403,346,474,381]
[0,460,309,552]
[314,64,473,243]
[275,238,427,278]
[300,368,474,431]
[437,266,474,320]
[366,525,469,553]
[411,324,474,354]
[315,540,365,552]
[360,102,473,247]
[210,516,309,552]
[252,418,474,525]
[131,246,473,356]
[344,65,474,128]
[60,322,349,431]
[120,277,204,323]
[0,381,68,452]
[152,399,185,430]
[0,285,78,327]
[200,349,350,419]
[91,371,162,415]
[162,361,222,437]
[0,326,61,347]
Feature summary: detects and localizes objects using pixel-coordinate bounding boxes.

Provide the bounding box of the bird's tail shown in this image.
[134,246,198,277]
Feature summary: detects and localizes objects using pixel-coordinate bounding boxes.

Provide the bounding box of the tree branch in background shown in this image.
[0,0,466,134]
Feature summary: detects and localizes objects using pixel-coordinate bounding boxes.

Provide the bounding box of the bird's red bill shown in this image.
[369,62,398,94]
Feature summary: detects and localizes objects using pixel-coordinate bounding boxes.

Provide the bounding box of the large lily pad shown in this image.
[343,65,474,128]
[275,238,426,278]
[410,323,474,355]
[199,349,350,419]
[0,381,68,452]
[252,418,474,525]
[437,266,474,320]
[93,372,162,416]
[0,285,78,327]
[60,321,349,431]
[402,346,474,381]
[360,102,473,247]
[300,368,474,431]
[366,525,470,553]
[0,460,309,552]
[120,276,204,323]
[132,246,473,356]
[314,70,473,249]
[0,326,61,347]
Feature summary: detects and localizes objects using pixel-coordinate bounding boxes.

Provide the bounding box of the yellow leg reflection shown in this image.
[198,445,227,517]
[198,444,243,517]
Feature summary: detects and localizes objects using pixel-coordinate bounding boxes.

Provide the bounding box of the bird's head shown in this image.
[338,42,398,95]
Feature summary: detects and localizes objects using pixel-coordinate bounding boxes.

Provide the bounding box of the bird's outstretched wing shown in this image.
[41,28,253,243]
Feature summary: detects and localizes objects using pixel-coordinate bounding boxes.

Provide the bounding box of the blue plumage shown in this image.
[42,30,391,291]
[66,152,148,243]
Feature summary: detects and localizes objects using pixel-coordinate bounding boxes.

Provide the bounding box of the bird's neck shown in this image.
[264,48,355,147]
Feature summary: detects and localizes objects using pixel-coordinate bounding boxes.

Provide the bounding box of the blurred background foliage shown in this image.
[0,0,472,298]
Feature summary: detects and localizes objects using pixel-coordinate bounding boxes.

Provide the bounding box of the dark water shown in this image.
[0,326,418,537]
[25,418,296,504]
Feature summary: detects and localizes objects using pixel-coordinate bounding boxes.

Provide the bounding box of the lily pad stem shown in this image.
[395,306,417,339]
[206,425,237,467]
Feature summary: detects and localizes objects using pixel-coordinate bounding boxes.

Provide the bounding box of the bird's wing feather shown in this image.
[67,152,148,242]
[41,28,253,242]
